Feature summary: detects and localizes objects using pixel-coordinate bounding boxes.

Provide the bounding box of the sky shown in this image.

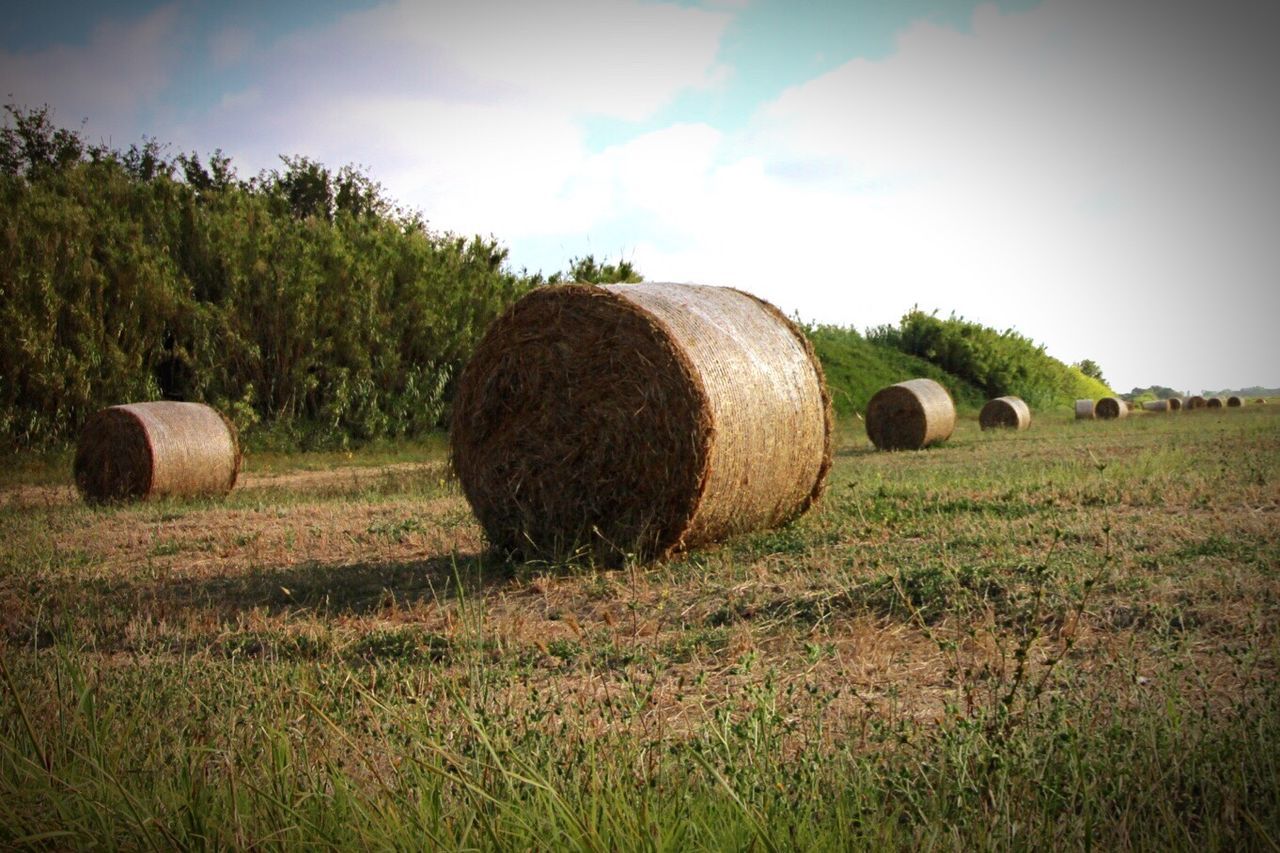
[3,0,1278,394]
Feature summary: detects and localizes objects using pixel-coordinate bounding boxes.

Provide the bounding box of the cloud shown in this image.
[0,4,181,141]
[615,0,1280,391]
[165,0,731,237]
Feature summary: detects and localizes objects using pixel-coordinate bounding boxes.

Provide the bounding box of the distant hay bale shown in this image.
[1187,395,1207,410]
[979,396,1031,430]
[1227,396,1243,407]
[1256,398,1267,405]
[865,378,956,450]
[1095,397,1128,420]
[1168,397,1183,412]
[1075,399,1096,420]
[1206,397,1224,409]
[74,402,241,503]
[1142,400,1170,413]
[450,283,833,564]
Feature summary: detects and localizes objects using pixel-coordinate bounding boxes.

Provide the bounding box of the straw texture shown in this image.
[1075,399,1096,420]
[979,396,1031,430]
[1187,395,1207,410]
[865,378,956,450]
[74,401,241,503]
[450,283,833,564]
[1227,396,1243,407]
[1142,400,1170,413]
[1206,397,1224,409]
[1168,397,1183,412]
[1095,397,1128,420]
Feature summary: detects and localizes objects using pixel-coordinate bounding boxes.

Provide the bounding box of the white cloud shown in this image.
[617,0,1280,392]
[0,4,181,142]
[165,0,731,238]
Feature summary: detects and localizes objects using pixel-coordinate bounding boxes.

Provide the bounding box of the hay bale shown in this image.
[1227,396,1243,407]
[1206,396,1224,409]
[1186,395,1207,410]
[1255,398,1267,405]
[450,283,832,564]
[979,396,1031,430]
[74,402,241,503]
[1075,399,1096,420]
[1168,397,1183,412]
[1142,400,1169,413]
[865,378,956,450]
[1095,397,1128,420]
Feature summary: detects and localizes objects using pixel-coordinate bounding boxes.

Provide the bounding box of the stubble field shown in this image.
[2,406,1278,849]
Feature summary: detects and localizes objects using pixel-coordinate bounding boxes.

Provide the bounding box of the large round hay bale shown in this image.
[865,378,956,450]
[1075,399,1096,420]
[979,396,1031,430]
[1167,397,1183,412]
[450,283,833,564]
[1187,395,1207,410]
[1142,400,1169,413]
[74,402,241,503]
[1227,396,1243,407]
[1095,397,1128,420]
[1206,396,1224,409]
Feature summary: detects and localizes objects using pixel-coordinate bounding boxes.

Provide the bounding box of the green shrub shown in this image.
[805,324,984,416]
[0,105,532,450]
[868,309,1113,409]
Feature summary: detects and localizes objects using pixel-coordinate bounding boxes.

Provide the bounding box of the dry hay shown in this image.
[450,283,833,564]
[978,395,1031,430]
[1095,397,1128,420]
[1206,397,1225,409]
[1168,397,1183,411]
[1074,399,1096,420]
[1227,396,1243,407]
[865,378,956,450]
[1256,398,1268,405]
[1142,400,1170,413]
[74,402,241,503]
[1186,395,1207,410]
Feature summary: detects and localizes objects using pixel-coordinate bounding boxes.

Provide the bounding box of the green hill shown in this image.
[865,310,1112,411]
[805,325,984,417]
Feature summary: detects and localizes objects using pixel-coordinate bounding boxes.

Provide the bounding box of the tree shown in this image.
[1074,359,1106,385]
[565,254,642,284]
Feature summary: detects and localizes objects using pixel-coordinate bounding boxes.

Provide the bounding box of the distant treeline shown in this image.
[0,105,641,450]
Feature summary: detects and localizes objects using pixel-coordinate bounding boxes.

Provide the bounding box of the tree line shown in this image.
[0,105,637,450]
[2,103,1105,451]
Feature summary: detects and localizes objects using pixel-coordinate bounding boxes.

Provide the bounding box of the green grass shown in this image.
[2,406,1278,849]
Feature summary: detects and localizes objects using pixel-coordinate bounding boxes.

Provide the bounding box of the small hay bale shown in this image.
[1255,398,1267,405]
[1142,400,1169,413]
[1227,396,1243,407]
[1075,399,1096,420]
[979,395,1031,430]
[1206,396,1224,409]
[450,283,833,564]
[74,401,241,503]
[1095,397,1128,420]
[1168,397,1183,412]
[1186,395,1207,410]
[865,378,956,450]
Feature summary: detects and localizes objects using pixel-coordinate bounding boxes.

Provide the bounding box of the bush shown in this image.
[867,310,1112,409]
[0,105,533,450]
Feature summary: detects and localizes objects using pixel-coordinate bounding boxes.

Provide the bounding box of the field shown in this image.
[2,406,1278,849]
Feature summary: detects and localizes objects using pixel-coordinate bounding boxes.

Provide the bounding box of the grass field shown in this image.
[2,406,1278,849]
